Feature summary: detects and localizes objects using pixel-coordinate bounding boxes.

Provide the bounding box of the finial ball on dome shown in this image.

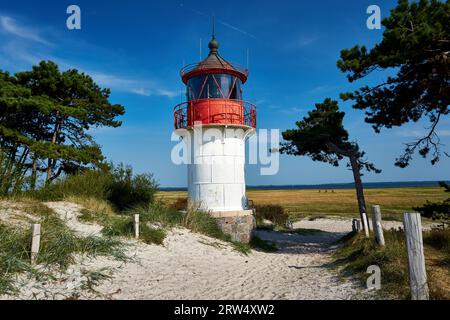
[208,36,219,51]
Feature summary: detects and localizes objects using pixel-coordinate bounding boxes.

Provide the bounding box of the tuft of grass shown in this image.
[140,224,166,245]
[78,209,98,223]
[80,268,113,293]
[101,216,133,238]
[231,241,251,255]
[182,209,229,241]
[101,214,166,245]
[334,229,410,298]
[38,215,84,268]
[0,224,32,294]
[76,236,128,261]
[128,202,182,227]
[38,214,127,268]
[67,196,116,218]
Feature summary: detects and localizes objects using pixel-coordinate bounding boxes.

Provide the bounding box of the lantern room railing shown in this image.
[174,99,256,130]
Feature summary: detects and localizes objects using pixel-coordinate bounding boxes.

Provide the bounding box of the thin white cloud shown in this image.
[0,15,177,98]
[89,72,178,98]
[306,85,341,95]
[0,16,51,45]
[217,19,257,39]
[282,35,319,52]
[131,88,151,96]
[281,107,303,115]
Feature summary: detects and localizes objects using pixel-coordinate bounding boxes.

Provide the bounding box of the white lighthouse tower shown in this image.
[173,32,256,242]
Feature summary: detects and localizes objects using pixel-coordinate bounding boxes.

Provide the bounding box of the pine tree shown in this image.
[338,0,450,167]
[0,61,125,192]
[280,98,380,229]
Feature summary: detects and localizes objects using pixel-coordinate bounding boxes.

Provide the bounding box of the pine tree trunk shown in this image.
[46,115,62,183]
[46,158,53,183]
[349,154,369,232]
[31,156,38,190]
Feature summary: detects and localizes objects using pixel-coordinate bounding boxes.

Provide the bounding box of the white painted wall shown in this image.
[186,126,254,212]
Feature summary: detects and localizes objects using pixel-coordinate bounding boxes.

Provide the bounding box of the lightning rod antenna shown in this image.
[246,48,250,70]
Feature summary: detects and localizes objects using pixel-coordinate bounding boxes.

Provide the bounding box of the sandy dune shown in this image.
[2,202,379,300]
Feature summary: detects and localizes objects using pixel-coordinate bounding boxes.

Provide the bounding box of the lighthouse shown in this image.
[173,31,256,242]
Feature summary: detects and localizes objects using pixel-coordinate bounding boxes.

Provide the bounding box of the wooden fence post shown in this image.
[134,214,139,239]
[372,205,385,246]
[30,223,41,265]
[403,213,429,300]
[352,219,362,233]
[361,212,369,238]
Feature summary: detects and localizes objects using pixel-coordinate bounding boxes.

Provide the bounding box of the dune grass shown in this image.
[0,201,127,295]
[335,228,450,299]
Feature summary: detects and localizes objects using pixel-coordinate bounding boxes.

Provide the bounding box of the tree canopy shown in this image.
[0,61,125,193]
[338,0,450,167]
[280,98,380,173]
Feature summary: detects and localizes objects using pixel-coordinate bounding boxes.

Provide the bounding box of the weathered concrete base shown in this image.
[211,210,255,243]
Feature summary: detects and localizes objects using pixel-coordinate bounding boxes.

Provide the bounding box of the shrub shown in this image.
[108,164,158,211]
[29,163,158,212]
[29,170,112,201]
[254,204,289,227]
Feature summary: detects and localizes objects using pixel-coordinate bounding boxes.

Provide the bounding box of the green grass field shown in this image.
[157,187,447,221]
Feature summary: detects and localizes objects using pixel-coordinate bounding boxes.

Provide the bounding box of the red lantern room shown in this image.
[174,33,256,129]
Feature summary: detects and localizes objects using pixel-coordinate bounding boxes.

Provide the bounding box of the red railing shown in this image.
[174,99,257,130]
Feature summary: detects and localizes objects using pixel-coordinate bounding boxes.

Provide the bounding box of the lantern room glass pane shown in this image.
[187,75,205,100]
[187,74,243,101]
[229,78,242,100]
[203,75,221,99]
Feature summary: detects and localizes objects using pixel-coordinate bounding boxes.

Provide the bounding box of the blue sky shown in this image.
[1,0,449,187]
